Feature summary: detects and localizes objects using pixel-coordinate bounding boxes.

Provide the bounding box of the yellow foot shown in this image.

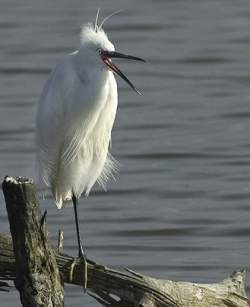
[69,257,88,291]
[79,256,88,291]
[69,258,77,283]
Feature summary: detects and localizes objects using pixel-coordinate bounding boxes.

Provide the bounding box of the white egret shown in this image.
[35,12,145,267]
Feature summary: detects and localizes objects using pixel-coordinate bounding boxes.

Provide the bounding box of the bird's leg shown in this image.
[72,194,97,265]
[72,194,86,259]
[72,194,88,290]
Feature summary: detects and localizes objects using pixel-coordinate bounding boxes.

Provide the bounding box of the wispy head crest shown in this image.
[80,9,123,48]
[80,23,115,52]
[99,9,124,29]
[93,9,124,32]
[80,23,107,45]
[94,8,100,32]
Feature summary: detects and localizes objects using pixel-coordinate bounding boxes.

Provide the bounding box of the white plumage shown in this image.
[35,13,145,264]
[36,24,118,208]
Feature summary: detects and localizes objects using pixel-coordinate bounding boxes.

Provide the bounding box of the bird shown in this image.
[35,10,145,267]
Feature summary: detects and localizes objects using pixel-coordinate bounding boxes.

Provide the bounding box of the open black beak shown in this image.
[101,51,145,95]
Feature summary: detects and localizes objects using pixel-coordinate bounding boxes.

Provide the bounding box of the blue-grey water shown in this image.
[1,0,250,305]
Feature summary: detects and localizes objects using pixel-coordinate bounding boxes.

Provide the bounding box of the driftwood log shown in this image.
[1,176,250,307]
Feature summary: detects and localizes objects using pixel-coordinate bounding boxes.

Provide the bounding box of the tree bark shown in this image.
[2,176,64,307]
[1,176,249,307]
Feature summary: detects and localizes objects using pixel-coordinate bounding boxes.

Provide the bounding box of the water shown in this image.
[1,0,250,305]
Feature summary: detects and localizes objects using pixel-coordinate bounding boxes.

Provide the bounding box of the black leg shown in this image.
[72,194,86,260]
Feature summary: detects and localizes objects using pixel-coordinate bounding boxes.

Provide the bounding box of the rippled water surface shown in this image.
[1,0,250,305]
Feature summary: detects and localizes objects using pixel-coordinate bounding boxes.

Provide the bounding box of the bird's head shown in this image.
[79,19,145,95]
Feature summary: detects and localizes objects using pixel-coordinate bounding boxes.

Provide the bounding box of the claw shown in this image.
[69,258,77,282]
[77,244,88,291]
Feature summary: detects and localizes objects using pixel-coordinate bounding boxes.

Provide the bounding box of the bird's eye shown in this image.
[96,48,102,55]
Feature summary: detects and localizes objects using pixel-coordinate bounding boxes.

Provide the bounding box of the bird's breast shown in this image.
[87,71,118,155]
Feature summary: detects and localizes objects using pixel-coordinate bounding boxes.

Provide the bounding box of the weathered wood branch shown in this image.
[1,176,250,307]
[0,234,249,307]
[2,176,64,306]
